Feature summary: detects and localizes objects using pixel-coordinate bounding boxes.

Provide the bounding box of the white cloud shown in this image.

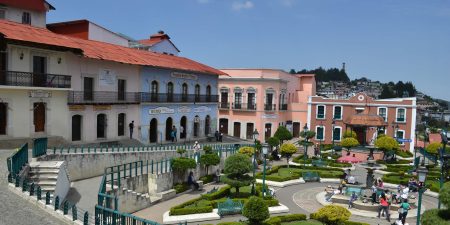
[232,1,254,11]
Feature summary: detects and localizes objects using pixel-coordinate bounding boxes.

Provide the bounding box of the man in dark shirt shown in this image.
[129,121,134,139]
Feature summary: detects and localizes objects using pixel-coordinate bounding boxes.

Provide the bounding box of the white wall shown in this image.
[2,6,46,28]
[54,162,71,203]
[88,23,129,47]
[150,39,179,55]
[7,45,69,74]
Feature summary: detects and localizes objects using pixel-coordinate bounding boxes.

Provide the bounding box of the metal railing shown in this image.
[140,93,218,103]
[264,104,276,111]
[0,70,71,88]
[7,143,28,179]
[219,102,230,109]
[68,91,141,105]
[232,102,256,111]
[279,104,288,111]
[32,137,47,158]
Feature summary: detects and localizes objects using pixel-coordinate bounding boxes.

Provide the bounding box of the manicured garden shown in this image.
[291,154,352,168]
[256,165,344,182]
[380,164,443,192]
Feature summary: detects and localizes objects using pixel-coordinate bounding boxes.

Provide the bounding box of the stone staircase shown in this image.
[28,161,65,195]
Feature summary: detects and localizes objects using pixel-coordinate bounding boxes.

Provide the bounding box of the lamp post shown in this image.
[332,120,336,156]
[251,129,259,195]
[416,165,428,225]
[261,143,269,197]
[303,124,309,167]
[438,130,447,209]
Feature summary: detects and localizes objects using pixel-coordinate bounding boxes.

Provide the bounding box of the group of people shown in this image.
[214,131,223,142]
[376,190,411,225]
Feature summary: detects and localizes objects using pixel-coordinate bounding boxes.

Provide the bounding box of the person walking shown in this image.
[172,126,177,142]
[215,130,219,141]
[193,141,201,163]
[129,121,134,139]
[398,199,410,225]
[377,194,390,222]
[348,191,358,209]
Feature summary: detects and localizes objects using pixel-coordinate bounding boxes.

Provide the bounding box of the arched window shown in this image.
[182,83,188,102]
[195,84,201,102]
[151,81,158,102]
[167,82,174,102]
[206,85,211,102]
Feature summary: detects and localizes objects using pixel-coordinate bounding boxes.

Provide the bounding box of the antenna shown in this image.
[342,62,346,71]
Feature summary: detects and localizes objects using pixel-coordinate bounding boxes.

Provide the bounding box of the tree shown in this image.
[375,136,399,152]
[238,146,255,158]
[280,143,297,168]
[200,153,220,175]
[222,153,254,194]
[243,196,270,225]
[310,205,351,225]
[343,130,357,139]
[439,182,450,208]
[274,126,293,144]
[341,137,359,151]
[203,145,213,154]
[422,182,450,224]
[300,130,316,140]
[176,148,186,157]
[426,142,442,155]
[267,137,280,149]
[172,157,197,182]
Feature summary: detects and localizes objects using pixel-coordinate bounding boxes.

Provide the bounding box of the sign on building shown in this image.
[178,106,191,113]
[149,107,174,115]
[29,90,52,98]
[171,72,198,80]
[99,69,117,86]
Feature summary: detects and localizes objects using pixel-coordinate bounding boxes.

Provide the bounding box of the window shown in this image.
[234,92,242,109]
[117,79,126,101]
[317,105,326,119]
[167,82,174,102]
[151,81,158,102]
[333,126,342,141]
[182,83,188,102]
[22,12,31,25]
[396,108,406,122]
[333,106,342,120]
[378,107,388,122]
[195,84,200,101]
[206,85,211,101]
[315,126,325,140]
[396,129,405,145]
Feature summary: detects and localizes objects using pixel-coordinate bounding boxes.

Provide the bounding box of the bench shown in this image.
[312,160,327,167]
[190,180,204,191]
[218,198,243,217]
[302,171,320,182]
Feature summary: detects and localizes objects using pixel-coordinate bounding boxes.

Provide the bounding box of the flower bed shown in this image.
[382,173,441,192]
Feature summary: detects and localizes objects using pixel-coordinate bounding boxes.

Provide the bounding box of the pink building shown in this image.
[218,69,315,142]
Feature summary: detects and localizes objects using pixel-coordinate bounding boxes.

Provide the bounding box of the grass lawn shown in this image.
[278,168,343,178]
[282,220,323,225]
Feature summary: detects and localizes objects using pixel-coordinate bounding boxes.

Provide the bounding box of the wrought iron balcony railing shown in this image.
[219,102,230,109]
[0,70,71,88]
[232,102,257,111]
[68,91,140,105]
[140,93,218,103]
[264,104,276,111]
[279,104,288,111]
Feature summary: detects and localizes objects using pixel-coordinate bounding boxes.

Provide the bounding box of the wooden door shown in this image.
[0,103,6,135]
[83,77,94,101]
[165,117,173,141]
[354,127,365,146]
[149,118,157,143]
[33,102,45,132]
[221,92,228,108]
[233,122,241,138]
[97,114,106,138]
[180,116,187,139]
[265,123,272,140]
[72,115,82,141]
[118,113,125,136]
[293,122,300,138]
[246,123,254,139]
[33,56,46,87]
[219,118,228,134]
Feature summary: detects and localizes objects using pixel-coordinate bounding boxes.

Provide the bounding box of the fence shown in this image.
[419,147,437,164]
[7,143,29,178]
[95,205,186,225]
[32,137,48,158]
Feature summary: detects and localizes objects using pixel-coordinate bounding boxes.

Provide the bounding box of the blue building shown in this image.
[140,67,219,143]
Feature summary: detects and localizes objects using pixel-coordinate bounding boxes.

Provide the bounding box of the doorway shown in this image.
[193,116,200,137]
[118,79,126,101]
[83,77,94,101]
[246,123,254,139]
[97,114,107,138]
[166,117,173,141]
[233,122,241,138]
[220,92,228,108]
[0,103,7,135]
[149,118,157,143]
[72,115,82,141]
[118,113,125,136]
[293,122,300,138]
[180,116,187,139]
[265,123,272,140]
[33,102,45,132]
[219,118,228,134]
[204,115,210,136]
[33,56,46,87]
[353,127,365,146]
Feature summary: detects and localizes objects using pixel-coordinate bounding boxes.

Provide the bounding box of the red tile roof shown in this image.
[0,0,54,12]
[138,38,163,46]
[0,20,224,75]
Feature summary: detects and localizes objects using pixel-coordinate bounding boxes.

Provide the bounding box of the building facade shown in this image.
[218,69,315,143]
[308,93,417,152]
[139,67,218,143]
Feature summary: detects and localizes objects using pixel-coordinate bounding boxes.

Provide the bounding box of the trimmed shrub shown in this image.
[343,221,371,225]
[421,208,450,225]
[202,186,232,201]
[268,137,280,148]
[199,174,214,184]
[343,130,357,138]
[280,143,298,167]
[426,142,442,155]
[238,146,256,158]
[172,157,196,171]
[312,205,351,225]
[217,222,246,225]
[274,126,293,143]
[200,153,220,174]
[396,150,413,158]
[174,183,190,194]
[375,136,399,152]
[341,138,359,150]
[176,148,186,156]
[169,206,213,216]
[203,145,213,153]
[264,217,282,225]
[439,182,450,208]
[243,196,270,225]
[223,154,254,194]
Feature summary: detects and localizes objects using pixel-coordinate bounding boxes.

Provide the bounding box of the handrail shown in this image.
[32,137,47,158]
[7,143,28,178]
[0,70,71,88]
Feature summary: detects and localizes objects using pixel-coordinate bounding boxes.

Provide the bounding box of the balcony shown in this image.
[140,93,218,103]
[232,102,257,111]
[0,70,71,88]
[264,104,276,111]
[279,104,288,111]
[68,91,140,105]
[219,102,230,110]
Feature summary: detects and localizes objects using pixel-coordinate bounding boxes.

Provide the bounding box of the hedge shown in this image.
[174,183,190,194]
[396,150,413,158]
[200,174,215,184]
[344,221,371,225]
[264,214,307,225]
[202,186,231,200]
[217,222,245,225]
[169,206,213,216]
[421,209,450,225]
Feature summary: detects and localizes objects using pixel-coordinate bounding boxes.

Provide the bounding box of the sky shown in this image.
[47,0,450,101]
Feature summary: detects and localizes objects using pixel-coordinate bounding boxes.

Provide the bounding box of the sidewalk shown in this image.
[133,183,226,223]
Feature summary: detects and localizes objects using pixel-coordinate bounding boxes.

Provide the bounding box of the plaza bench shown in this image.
[302,171,320,182]
[312,160,327,167]
[217,198,243,217]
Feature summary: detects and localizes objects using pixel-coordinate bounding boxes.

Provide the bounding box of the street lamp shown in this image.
[416,165,428,225]
[332,119,336,156]
[303,124,309,167]
[261,143,269,197]
[438,130,448,209]
[251,129,259,195]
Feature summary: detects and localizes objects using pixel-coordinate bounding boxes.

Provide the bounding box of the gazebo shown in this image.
[344,114,387,146]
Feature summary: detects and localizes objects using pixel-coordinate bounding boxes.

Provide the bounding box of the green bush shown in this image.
[311,205,351,225]
[280,143,298,167]
[272,214,307,222]
[217,222,246,225]
[200,153,220,174]
[199,174,214,184]
[172,157,196,171]
[343,130,357,138]
[343,221,371,225]
[264,217,282,225]
[238,146,255,158]
[268,137,280,148]
[426,142,442,155]
[176,148,187,156]
[328,162,352,168]
[341,138,359,150]
[243,196,270,225]
[169,206,213,215]
[439,182,450,208]
[274,126,293,143]
[223,153,254,194]
[202,186,231,201]
[396,150,413,158]
[375,136,399,152]
[174,183,189,194]
[421,209,450,225]
[203,145,213,153]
